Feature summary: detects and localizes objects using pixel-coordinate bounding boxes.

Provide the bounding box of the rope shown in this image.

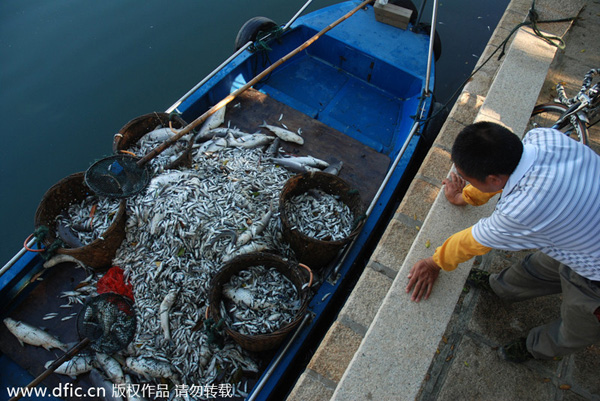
[40,239,64,260]
[352,214,367,231]
[250,26,284,53]
[526,0,569,50]
[418,0,578,128]
[250,26,286,85]
[24,225,64,260]
[23,226,50,252]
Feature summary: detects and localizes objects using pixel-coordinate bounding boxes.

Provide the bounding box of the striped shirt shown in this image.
[472,128,600,281]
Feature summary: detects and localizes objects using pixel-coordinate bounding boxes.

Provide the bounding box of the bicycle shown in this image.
[527,68,600,145]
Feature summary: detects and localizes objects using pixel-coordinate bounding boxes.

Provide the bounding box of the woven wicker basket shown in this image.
[208,252,311,352]
[279,172,365,269]
[113,112,190,169]
[34,172,127,271]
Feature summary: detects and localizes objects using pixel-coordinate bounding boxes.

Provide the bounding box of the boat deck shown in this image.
[226,89,390,204]
[1,264,91,398]
[0,88,393,398]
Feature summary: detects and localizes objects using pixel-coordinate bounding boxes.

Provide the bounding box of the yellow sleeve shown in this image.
[432,226,492,271]
[462,184,502,206]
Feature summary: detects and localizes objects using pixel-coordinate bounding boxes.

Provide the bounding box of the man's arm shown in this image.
[406,227,492,301]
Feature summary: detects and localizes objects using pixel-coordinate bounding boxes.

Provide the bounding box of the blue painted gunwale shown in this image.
[0,1,434,400]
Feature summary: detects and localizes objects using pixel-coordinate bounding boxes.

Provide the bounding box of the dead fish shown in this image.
[259,121,304,145]
[208,230,237,247]
[223,286,255,309]
[124,375,149,401]
[279,155,329,169]
[270,157,320,174]
[205,137,229,153]
[145,170,187,195]
[56,218,84,248]
[323,160,344,175]
[265,137,281,157]
[159,290,178,341]
[222,242,268,262]
[229,133,274,149]
[143,127,179,142]
[42,312,59,320]
[96,352,125,384]
[236,202,274,247]
[89,369,125,401]
[197,105,227,136]
[193,127,252,143]
[3,318,68,351]
[42,254,88,270]
[45,354,94,377]
[125,356,179,382]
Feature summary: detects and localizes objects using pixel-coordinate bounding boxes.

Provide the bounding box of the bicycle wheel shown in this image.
[527,103,588,145]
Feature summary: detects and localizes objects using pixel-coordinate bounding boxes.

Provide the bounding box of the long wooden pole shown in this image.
[138,0,374,166]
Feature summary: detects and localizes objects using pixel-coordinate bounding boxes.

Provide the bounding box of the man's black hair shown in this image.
[452,121,523,182]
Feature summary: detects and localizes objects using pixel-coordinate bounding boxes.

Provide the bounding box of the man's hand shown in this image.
[443,172,467,206]
[406,257,441,302]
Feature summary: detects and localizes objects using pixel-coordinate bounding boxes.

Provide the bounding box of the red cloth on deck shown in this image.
[96,266,134,301]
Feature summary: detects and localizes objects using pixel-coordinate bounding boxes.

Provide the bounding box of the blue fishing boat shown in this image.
[0,1,440,399]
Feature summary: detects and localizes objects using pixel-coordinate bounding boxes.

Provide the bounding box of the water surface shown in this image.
[0,0,509,263]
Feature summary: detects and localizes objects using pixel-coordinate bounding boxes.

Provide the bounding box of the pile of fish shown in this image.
[55,195,121,247]
[113,145,293,392]
[221,265,302,336]
[284,191,355,241]
[108,109,340,393]
[6,108,355,397]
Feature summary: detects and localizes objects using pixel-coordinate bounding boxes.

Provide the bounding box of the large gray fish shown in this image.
[89,369,125,401]
[96,352,125,384]
[323,160,344,175]
[260,121,304,145]
[45,354,94,377]
[143,127,179,142]
[197,105,227,136]
[236,201,274,246]
[277,155,329,169]
[228,133,274,149]
[265,137,281,157]
[125,356,179,382]
[159,290,178,341]
[4,318,68,351]
[270,157,320,174]
[193,127,253,143]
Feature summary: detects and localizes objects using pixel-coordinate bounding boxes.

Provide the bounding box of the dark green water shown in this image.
[0,0,509,264]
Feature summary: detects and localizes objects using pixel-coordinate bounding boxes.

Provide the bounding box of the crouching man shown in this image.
[406,121,600,362]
